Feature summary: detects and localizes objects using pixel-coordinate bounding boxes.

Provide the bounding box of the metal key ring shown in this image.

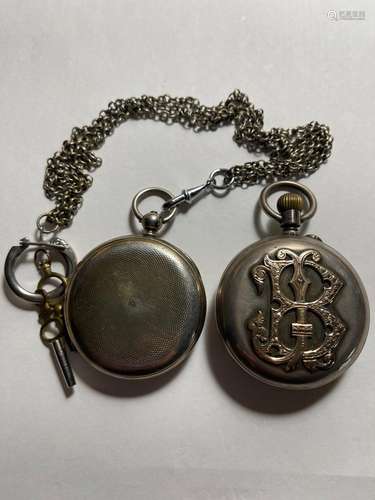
[260,181,317,222]
[4,239,76,304]
[132,187,177,223]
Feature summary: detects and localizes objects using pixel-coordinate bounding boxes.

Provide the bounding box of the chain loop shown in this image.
[208,168,235,191]
[41,90,333,230]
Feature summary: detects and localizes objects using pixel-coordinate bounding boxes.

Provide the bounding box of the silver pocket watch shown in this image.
[63,187,206,380]
[5,168,231,388]
[5,184,213,386]
[217,181,369,389]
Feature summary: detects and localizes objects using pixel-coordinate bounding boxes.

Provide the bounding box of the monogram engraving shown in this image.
[248,249,346,372]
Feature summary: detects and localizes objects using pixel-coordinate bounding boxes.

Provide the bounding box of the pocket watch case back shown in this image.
[64,235,206,379]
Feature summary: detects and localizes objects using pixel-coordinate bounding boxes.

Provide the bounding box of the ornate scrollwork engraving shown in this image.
[248,249,346,372]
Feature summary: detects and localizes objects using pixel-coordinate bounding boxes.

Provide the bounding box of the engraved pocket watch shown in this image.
[217,181,369,390]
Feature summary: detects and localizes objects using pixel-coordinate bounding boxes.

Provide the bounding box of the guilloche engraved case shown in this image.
[65,235,206,379]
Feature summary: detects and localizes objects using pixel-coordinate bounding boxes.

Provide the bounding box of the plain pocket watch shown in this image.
[4,169,230,388]
[63,187,207,379]
[5,185,210,385]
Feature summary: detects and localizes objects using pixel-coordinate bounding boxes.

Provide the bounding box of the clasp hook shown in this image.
[162,168,234,211]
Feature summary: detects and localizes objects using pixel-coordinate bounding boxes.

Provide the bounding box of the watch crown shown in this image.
[277,193,304,213]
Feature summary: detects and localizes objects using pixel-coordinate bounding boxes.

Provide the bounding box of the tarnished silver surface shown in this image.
[217,181,369,390]
[217,234,369,390]
[64,235,206,379]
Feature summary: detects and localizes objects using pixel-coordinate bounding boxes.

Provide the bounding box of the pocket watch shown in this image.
[63,187,206,380]
[217,181,369,390]
[5,186,208,385]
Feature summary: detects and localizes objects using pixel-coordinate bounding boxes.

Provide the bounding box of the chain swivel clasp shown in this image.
[162,168,234,211]
[162,181,211,211]
[132,169,235,236]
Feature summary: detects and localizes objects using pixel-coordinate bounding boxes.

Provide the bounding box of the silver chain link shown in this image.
[41,90,333,230]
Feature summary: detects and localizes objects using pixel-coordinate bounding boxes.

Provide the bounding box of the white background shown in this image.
[1,1,374,499]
